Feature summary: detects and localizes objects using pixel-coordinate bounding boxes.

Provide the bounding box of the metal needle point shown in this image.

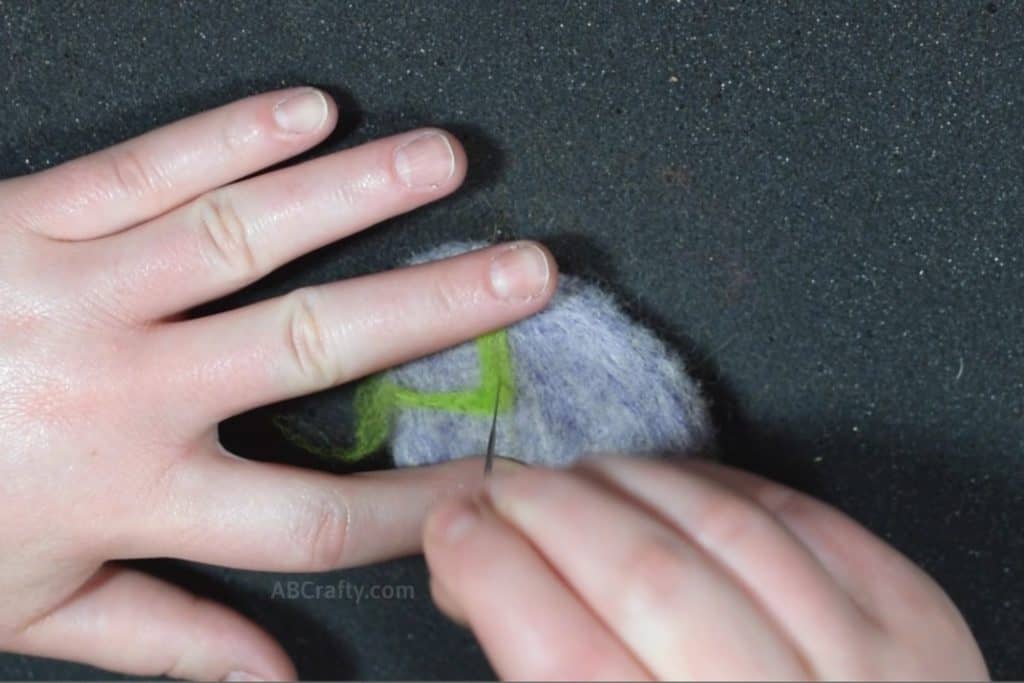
[484,383,501,476]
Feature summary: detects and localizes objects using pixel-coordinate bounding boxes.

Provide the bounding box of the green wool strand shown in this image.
[274,329,515,463]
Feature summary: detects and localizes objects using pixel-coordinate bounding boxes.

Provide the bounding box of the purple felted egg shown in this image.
[382,242,713,467]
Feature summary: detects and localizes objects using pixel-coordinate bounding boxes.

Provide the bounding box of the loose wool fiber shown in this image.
[384,242,712,467]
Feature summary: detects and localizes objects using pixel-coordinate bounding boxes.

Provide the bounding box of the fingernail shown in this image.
[394,131,455,189]
[489,243,551,301]
[273,88,328,134]
[224,672,264,682]
[438,501,479,544]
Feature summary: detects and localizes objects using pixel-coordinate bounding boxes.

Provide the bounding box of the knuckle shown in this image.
[194,191,259,282]
[107,147,163,198]
[325,179,362,208]
[567,644,635,681]
[428,277,469,319]
[690,490,763,548]
[619,536,691,607]
[295,496,351,570]
[754,481,802,518]
[217,104,266,155]
[283,288,338,389]
[219,118,253,154]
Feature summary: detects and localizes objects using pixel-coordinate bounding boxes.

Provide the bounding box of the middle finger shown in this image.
[484,468,809,680]
[581,457,881,678]
[147,242,556,427]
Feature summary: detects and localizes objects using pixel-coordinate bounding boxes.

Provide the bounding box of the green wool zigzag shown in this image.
[274,329,515,463]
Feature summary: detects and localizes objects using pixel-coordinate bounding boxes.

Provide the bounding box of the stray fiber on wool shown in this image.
[381,241,712,467]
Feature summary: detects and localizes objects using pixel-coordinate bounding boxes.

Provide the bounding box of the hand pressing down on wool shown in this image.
[425,457,989,681]
[0,87,556,679]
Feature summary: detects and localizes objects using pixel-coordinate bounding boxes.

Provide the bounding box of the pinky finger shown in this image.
[6,565,295,681]
[424,497,651,682]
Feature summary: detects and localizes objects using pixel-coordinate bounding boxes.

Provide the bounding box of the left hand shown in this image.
[0,87,556,680]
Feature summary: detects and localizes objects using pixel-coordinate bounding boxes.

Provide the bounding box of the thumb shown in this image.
[119,449,524,572]
[5,565,294,681]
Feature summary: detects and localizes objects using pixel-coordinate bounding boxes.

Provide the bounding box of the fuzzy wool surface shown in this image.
[383,242,712,467]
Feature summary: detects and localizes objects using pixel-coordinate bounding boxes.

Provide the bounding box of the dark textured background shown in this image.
[2,1,1022,679]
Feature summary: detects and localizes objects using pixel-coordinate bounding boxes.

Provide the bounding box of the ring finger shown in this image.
[2,87,337,241]
[83,127,466,322]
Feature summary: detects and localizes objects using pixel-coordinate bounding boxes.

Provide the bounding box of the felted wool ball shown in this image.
[382,241,712,468]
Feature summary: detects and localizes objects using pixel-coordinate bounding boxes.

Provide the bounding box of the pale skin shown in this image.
[425,459,989,680]
[0,87,987,680]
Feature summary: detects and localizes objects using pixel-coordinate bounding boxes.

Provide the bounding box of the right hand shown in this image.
[425,457,988,681]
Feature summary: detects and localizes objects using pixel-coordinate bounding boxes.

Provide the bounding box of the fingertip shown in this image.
[520,239,560,305]
[424,497,481,552]
[486,240,559,306]
[442,129,469,189]
[318,89,341,137]
[428,576,469,626]
[392,127,467,194]
[418,127,469,191]
[241,635,297,683]
[420,458,526,549]
[268,86,338,140]
[195,596,298,682]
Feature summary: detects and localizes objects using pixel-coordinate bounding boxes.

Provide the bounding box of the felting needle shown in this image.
[483,383,501,477]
